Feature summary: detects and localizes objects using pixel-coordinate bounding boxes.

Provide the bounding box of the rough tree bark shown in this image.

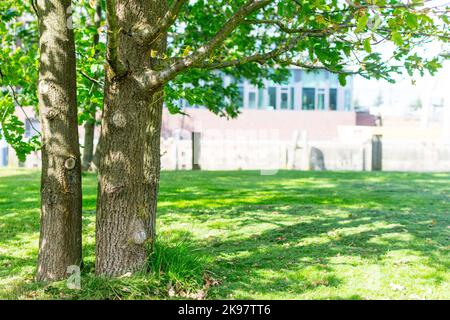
[82,1,102,171]
[36,0,82,281]
[144,90,164,245]
[95,1,167,276]
[82,117,95,171]
[92,126,102,171]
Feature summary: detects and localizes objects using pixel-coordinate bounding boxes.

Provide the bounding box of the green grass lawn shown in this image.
[0,169,449,299]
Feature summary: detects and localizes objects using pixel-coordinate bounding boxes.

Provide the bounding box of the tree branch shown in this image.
[79,69,104,87]
[191,22,355,71]
[106,0,127,77]
[7,84,41,136]
[0,68,40,136]
[276,58,359,75]
[192,36,304,70]
[244,19,354,34]
[148,0,272,87]
[132,0,188,45]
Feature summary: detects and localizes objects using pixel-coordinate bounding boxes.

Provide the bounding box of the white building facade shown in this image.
[182,68,354,111]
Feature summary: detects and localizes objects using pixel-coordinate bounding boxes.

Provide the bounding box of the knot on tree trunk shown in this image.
[132,230,147,244]
[44,108,60,120]
[112,112,127,128]
[64,157,76,170]
[130,219,148,245]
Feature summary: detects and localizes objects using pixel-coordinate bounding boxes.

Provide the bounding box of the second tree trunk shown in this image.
[95,1,167,276]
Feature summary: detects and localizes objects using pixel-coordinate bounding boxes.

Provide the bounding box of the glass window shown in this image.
[1,147,8,166]
[302,88,315,110]
[248,91,256,109]
[329,88,337,111]
[329,73,339,88]
[25,120,32,138]
[317,89,325,110]
[236,85,244,108]
[290,87,295,109]
[268,87,277,109]
[302,70,326,87]
[258,88,265,109]
[25,119,40,138]
[280,90,288,109]
[344,90,351,111]
[294,70,301,82]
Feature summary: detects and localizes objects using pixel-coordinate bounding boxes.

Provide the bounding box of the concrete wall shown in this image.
[3,106,449,172]
[5,133,449,172]
[160,136,450,172]
[382,142,450,172]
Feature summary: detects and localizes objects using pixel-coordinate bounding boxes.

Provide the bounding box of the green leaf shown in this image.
[363,38,372,53]
[391,31,403,46]
[356,15,369,33]
[338,73,347,86]
[405,13,418,29]
[371,14,382,30]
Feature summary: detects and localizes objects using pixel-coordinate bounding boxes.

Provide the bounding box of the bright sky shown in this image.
[353,0,450,111]
[353,60,450,110]
[353,34,450,112]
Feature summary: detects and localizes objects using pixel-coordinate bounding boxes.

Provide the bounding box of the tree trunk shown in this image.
[144,90,164,246]
[82,118,95,171]
[36,0,82,281]
[92,125,102,171]
[82,1,102,172]
[95,1,167,276]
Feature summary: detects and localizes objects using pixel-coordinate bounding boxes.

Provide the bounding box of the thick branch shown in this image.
[191,24,352,70]
[106,0,126,77]
[192,36,304,70]
[149,0,272,87]
[132,0,188,45]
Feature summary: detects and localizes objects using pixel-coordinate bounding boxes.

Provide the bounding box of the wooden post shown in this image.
[288,130,299,169]
[371,134,382,171]
[362,146,366,171]
[192,131,201,170]
[301,130,309,170]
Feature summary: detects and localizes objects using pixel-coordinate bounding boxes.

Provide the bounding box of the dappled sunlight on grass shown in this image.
[0,169,449,299]
[155,170,449,299]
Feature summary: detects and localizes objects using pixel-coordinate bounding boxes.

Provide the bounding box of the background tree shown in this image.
[0,1,40,162]
[75,0,105,171]
[1,0,107,280]
[96,0,449,276]
[1,1,107,171]
[35,0,82,281]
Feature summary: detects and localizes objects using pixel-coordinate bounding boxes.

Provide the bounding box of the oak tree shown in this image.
[35,0,82,281]
[95,0,449,276]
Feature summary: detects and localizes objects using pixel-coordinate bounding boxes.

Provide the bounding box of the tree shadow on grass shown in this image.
[0,170,448,299]
[156,171,449,299]
[206,205,448,298]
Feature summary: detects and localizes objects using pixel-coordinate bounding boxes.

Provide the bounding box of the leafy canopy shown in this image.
[162,0,448,115]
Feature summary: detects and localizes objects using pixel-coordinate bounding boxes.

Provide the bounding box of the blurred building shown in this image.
[163,69,371,141]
